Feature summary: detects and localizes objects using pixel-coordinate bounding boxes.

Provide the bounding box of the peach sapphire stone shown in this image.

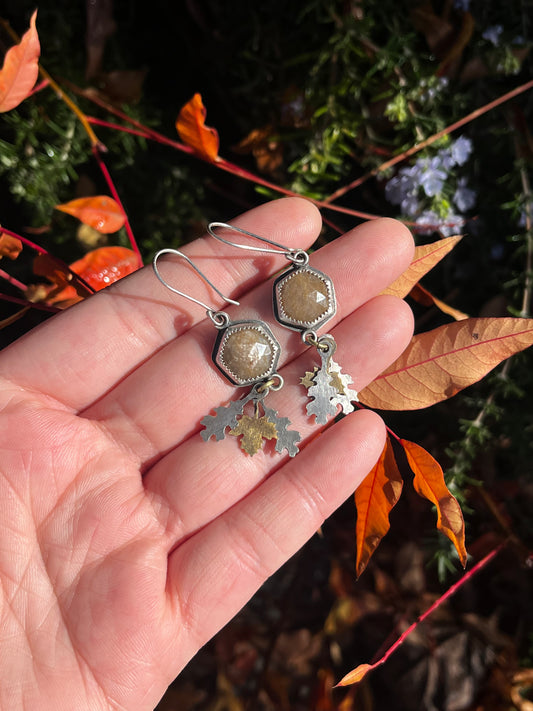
[276,268,334,328]
[218,325,277,384]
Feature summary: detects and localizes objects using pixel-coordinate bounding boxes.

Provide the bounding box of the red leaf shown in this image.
[0,10,40,113]
[55,196,126,234]
[176,93,219,162]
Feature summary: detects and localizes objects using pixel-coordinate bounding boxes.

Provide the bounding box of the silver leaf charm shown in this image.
[302,337,357,424]
[200,393,253,441]
[263,406,301,457]
[329,359,358,415]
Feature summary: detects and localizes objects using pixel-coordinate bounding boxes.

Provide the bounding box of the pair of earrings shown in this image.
[152,222,357,457]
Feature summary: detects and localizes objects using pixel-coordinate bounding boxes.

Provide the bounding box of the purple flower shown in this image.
[519,202,533,227]
[418,157,447,197]
[440,214,465,237]
[439,148,456,171]
[384,165,422,205]
[450,136,473,166]
[453,178,476,211]
[401,194,420,217]
[482,25,503,46]
[415,210,464,236]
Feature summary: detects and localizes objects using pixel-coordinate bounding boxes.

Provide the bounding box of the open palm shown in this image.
[0,198,413,710]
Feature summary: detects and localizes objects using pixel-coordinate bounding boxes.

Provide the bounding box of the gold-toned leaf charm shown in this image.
[229,415,278,456]
[300,368,318,389]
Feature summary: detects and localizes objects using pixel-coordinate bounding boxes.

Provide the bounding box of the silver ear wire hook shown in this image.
[152,249,240,326]
[207,222,309,266]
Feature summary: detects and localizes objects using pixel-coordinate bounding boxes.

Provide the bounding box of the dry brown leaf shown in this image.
[401,439,467,566]
[382,235,462,299]
[355,435,403,577]
[358,317,533,410]
[410,283,469,321]
[233,125,283,176]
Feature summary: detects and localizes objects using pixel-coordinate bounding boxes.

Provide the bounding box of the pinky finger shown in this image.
[165,408,385,661]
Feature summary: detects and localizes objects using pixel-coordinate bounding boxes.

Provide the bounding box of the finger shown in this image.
[0,198,322,411]
[165,408,385,661]
[145,295,413,544]
[83,218,414,461]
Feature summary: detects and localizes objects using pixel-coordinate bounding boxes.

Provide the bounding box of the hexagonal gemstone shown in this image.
[275,267,335,330]
[213,321,280,386]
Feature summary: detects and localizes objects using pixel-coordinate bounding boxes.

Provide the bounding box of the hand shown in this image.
[0,198,413,710]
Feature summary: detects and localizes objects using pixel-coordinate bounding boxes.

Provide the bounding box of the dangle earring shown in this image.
[207,223,358,426]
[153,249,301,456]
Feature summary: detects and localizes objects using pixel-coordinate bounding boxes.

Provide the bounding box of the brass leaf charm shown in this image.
[229,415,278,456]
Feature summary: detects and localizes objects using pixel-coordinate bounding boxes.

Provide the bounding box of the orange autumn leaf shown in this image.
[359,317,533,410]
[31,253,95,307]
[55,196,126,234]
[0,233,23,260]
[31,247,138,307]
[0,10,40,113]
[336,663,374,688]
[355,435,403,577]
[401,439,467,566]
[382,235,462,299]
[410,282,468,321]
[68,246,138,290]
[176,93,219,162]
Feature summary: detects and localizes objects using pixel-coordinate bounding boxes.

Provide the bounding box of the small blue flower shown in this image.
[415,210,440,235]
[439,148,455,171]
[453,178,476,211]
[418,157,447,197]
[401,194,420,217]
[453,0,471,10]
[384,164,422,205]
[415,210,464,236]
[450,136,473,166]
[482,25,504,46]
[518,202,533,227]
[440,214,465,237]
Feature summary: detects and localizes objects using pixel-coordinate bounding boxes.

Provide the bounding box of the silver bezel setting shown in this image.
[274,266,336,332]
[212,320,281,387]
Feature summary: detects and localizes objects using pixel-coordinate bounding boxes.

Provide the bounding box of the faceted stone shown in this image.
[275,267,335,330]
[214,322,280,386]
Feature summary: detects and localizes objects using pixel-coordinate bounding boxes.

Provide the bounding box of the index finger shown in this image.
[0,198,322,411]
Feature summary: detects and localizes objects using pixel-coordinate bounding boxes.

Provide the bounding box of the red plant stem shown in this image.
[91,145,143,268]
[1,227,47,254]
[0,268,27,291]
[372,543,505,669]
[87,117,152,140]
[29,78,50,96]
[77,91,392,223]
[0,292,60,313]
[324,78,533,204]
[86,98,467,231]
